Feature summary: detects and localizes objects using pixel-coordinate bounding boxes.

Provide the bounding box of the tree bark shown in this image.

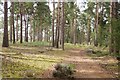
[73,11,77,45]
[55,1,60,48]
[26,17,29,42]
[94,0,99,46]
[25,15,28,42]
[87,16,91,45]
[12,2,15,44]
[10,14,12,43]
[33,16,36,42]
[40,26,42,42]
[20,3,23,43]
[2,2,9,47]
[46,27,49,42]
[109,1,114,53]
[52,0,55,47]
[112,2,119,53]
[37,20,40,41]
[61,2,65,50]
[16,14,19,41]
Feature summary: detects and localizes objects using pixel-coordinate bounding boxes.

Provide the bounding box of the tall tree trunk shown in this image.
[112,2,119,53]
[44,28,46,41]
[94,1,99,46]
[61,2,65,50]
[109,1,113,53]
[46,27,49,42]
[31,14,36,42]
[24,15,28,42]
[87,16,91,45]
[70,19,74,43]
[99,3,104,47]
[80,26,85,44]
[33,18,36,42]
[20,3,23,43]
[30,17,33,42]
[52,0,55,47]
[55,1,60,48]
[16,14,19,41]
[25,15,29,42]
[37,21,40,41]
[24,15,26,42]
[73,11,77,45]
[2,2,9,47]
[40,26,42,41]
[12,2,15,44]
[10,14,12,42]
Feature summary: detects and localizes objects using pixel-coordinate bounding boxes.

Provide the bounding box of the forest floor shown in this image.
[40,48,118,78]
[0,42,119,79]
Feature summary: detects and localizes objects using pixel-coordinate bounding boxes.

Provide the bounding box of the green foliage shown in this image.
[53,63,75,79]
[112,19,120,52]
[91,51,109,57]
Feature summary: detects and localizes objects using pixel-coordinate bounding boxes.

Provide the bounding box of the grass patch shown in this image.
[88,51,110,57]
[11,41,50,47]
[64,43,83,50]
[2,59,42,78]
[1,50,63,78]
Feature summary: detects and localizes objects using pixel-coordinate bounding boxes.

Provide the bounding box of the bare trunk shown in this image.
[24,15,27,42]
[94,1,99,46]
[61,2,65,50]
[24,15,28,42]
[40,26,42,41]
[46,27,49,42]
[12,2,15,44]
[20,3,23,43]
[2,2,9,47]
[33,18,36,42]
[70,19,74,43]
[52,0,55,47]
[16,14,19,41]
[87,16,91,45]
[73,11,77,45]
[37,21,40,41]
[109,1,114,53]
[55,1,60,48]
[26,15,29,42]
[29,18,33,42]
[10,14,12,42]
[39,18,43,42]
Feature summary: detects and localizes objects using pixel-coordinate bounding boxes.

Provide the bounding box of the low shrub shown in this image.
[53,63,75,79]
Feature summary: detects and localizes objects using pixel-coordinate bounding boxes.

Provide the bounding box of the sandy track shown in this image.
[40,49,114,78]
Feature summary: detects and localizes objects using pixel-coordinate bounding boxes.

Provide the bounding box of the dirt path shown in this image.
[40,49,114,78]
